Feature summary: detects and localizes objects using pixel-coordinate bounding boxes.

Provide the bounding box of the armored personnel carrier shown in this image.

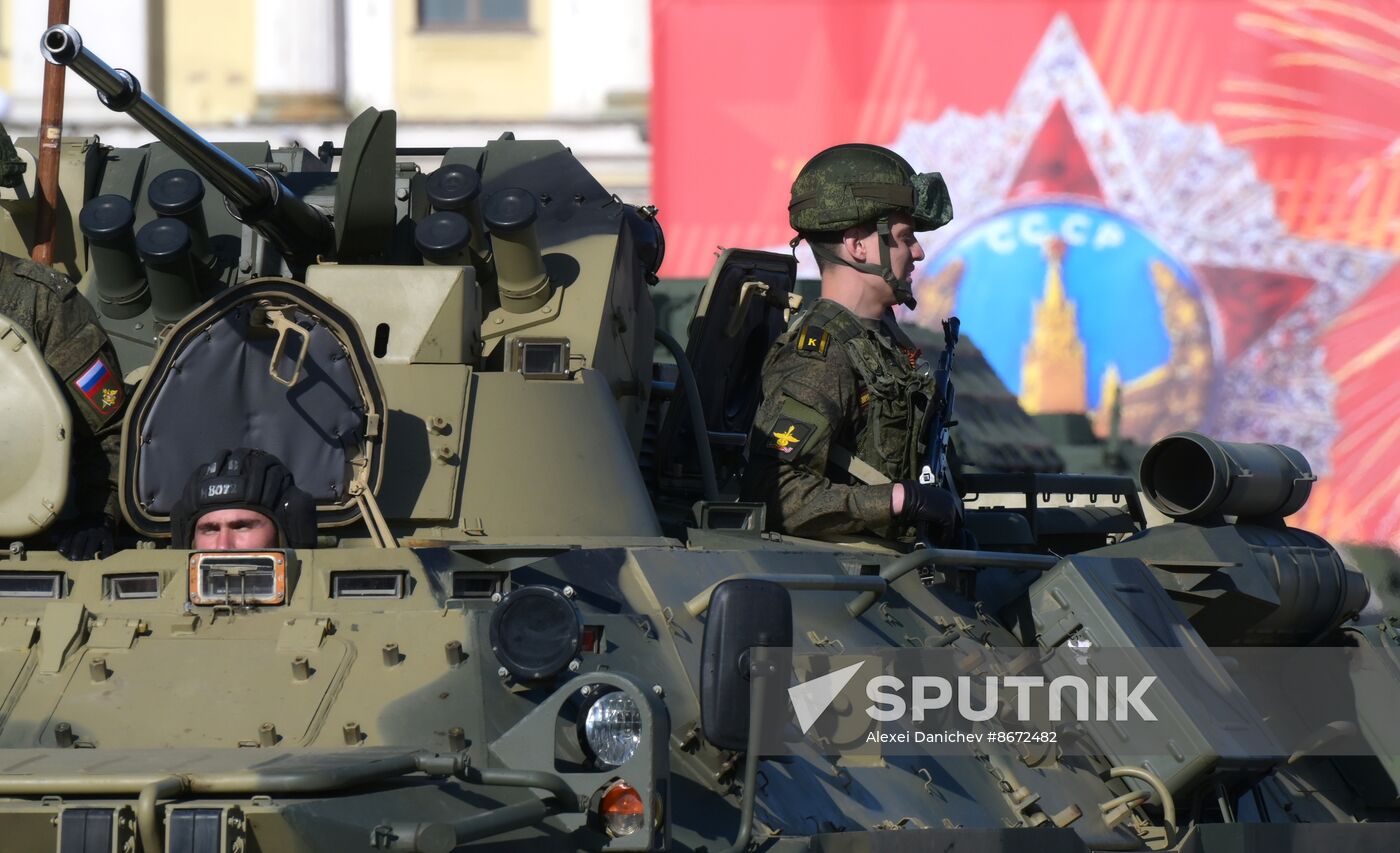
[0,25,1396,852]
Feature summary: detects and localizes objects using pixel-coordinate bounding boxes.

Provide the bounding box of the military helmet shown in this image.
[788,143,954,308]
[788,143,952,235]
[170,448,317,549]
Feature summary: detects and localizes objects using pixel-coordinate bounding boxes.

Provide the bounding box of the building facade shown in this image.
[0,0,651,200]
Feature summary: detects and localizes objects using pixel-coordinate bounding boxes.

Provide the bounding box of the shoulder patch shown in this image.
[795,325,831,358]
[767,417,815,455]
[11,257,74,297]
[70,353,124,417]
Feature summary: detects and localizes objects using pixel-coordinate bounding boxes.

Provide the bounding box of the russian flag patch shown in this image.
[71,355,123,416]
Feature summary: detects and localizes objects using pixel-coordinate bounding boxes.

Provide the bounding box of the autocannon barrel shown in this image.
[1140,431,1315,523]
[41,24,333,267]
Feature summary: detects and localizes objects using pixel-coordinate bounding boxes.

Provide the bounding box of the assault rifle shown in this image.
[916,317,960,548]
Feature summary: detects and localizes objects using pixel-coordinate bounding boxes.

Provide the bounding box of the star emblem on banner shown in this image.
[788,14,1394,471]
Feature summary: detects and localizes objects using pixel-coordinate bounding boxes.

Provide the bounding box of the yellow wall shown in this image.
[393,0,551,121]
[60,1,555,126]
[0,0,11,95]
[163,0,257,123]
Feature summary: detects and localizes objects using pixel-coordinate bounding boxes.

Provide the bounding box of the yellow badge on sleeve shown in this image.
[767,417,815,455]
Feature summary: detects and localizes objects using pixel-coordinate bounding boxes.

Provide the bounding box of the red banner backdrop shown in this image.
[653,0,1400,546]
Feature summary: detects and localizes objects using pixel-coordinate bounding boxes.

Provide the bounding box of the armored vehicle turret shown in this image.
[0,25,1396,853]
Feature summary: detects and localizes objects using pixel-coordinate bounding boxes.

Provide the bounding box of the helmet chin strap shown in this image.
[875,219,918,310]
[802,217,918,310]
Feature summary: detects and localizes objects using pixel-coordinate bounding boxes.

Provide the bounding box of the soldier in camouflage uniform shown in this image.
[0,253,125,559]
[743,143,960,542]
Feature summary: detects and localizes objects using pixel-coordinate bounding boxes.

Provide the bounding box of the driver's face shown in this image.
[193,508,278,550]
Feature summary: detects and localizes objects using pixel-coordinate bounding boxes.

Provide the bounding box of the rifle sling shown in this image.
[828,445,892,486]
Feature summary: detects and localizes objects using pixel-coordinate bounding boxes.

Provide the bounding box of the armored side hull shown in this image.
[0,26,1395,853]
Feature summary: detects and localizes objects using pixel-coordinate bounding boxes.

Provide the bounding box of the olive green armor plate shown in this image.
[0,309,71,537]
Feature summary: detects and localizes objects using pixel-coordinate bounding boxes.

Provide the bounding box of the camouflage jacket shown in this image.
[0,253,125,521]
[743,298,937,539]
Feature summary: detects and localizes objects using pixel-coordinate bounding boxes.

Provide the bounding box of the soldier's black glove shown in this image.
[55,516,115,561]
[897,481,958,545]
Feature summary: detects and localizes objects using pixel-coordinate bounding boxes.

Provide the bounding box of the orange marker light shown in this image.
[599,781,645,837]
[580,625,603,653]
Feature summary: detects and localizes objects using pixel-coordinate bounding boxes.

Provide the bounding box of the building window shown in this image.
[420,0,529,30]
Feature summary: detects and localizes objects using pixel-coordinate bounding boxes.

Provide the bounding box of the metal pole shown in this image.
[654,328,719,501]
[685,573,886,619]
[716,660,771,853]
[32,0,71,266]
[846,547,1060,619]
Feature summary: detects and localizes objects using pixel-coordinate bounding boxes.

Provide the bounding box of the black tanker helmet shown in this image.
[170,448,317,549]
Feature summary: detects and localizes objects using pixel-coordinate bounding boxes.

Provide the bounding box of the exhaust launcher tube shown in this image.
[482,187,552,314]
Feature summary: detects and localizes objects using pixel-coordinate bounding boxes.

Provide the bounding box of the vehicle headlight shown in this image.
[582,691,642,767]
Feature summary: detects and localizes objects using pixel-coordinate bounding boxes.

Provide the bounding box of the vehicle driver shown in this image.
[742,143,962,543]
[170,448,317,550]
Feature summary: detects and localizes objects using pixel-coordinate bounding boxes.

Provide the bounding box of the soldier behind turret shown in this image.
[742,143,961,543]
[0,125,126,559]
